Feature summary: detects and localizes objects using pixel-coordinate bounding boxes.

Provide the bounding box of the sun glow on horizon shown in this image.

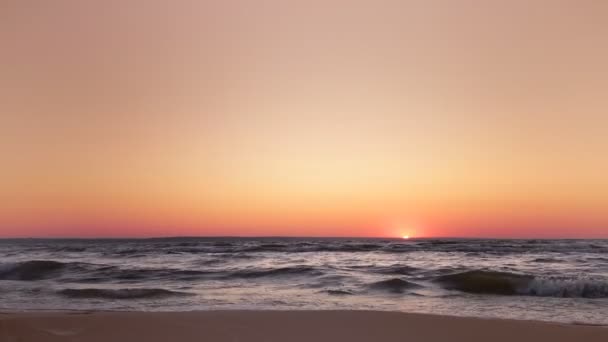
[394,223,416,240]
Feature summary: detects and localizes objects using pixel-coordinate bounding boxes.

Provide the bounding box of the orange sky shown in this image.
[1,1,607,238]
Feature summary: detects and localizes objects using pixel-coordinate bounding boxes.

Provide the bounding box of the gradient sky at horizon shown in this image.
[1,1,607,238]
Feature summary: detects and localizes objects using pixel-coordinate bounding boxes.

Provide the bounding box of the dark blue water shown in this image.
[0,238,606,325]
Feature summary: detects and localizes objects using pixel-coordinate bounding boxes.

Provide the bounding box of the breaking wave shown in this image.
[435,270,608,298]
[524,277,608,298]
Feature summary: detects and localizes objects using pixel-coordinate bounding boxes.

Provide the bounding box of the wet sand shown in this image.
[1,310,606,342]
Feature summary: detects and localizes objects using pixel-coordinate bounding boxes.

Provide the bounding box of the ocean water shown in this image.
[0,238,607,325]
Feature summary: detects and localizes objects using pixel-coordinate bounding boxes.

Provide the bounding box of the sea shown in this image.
[0,238,606,325]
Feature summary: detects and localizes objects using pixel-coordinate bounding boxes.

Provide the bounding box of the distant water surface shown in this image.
[0,238,606,325]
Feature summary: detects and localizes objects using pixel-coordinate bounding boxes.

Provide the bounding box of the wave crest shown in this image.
[524,277,608,298]
[435,270,608,298]
[0,260,67,281]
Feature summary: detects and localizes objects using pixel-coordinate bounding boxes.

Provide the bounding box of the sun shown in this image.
[392,222,418,239]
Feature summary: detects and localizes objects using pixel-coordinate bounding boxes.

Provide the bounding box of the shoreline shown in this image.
[1,310,607,342]
[1,308,606,327]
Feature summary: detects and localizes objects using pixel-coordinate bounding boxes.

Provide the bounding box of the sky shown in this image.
[1,1,607,238]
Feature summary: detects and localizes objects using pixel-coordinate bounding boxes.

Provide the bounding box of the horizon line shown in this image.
[0,235,605,240]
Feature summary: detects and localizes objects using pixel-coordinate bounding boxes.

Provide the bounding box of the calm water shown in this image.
[0,238,607,325]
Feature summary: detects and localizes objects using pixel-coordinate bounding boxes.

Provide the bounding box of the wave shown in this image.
[53,246,88,253]
[1,259,320,284]
[524,277,608,298]
[226,266,322,279]
[0,260,216,283]
[372,265,420,275]
[435,270,531,295]
[585,257,608,262]
[435,270,608,298]
[532,258,564,263]
[58,288,189,300]
[324,289,354,296]
[0,260,69,281]
[369,278,421,293]
[103,267,210,282]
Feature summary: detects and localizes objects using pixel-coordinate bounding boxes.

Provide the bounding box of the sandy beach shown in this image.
[1,310,606,342]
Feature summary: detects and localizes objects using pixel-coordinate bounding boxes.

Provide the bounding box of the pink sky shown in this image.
[1,1,607,238]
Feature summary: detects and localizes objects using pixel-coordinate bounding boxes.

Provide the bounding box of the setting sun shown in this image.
[402,235,410,239]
